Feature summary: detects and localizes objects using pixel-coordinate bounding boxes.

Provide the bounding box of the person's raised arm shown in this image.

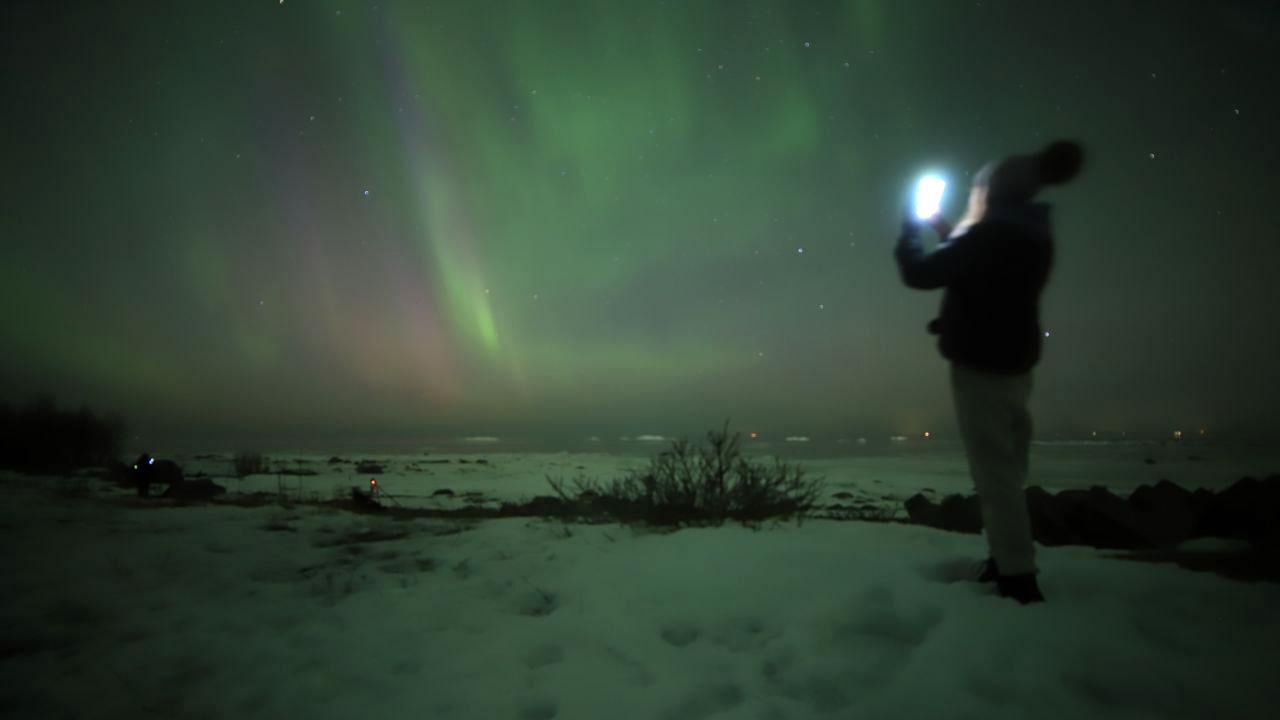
[894,212,982,289]
[927,215,954,242]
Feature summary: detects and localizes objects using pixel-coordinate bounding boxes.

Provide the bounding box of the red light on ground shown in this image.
[370,479,377,486]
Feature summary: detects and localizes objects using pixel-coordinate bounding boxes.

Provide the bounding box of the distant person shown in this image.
[895,140,1086,605]
[133,453,155,497]
[129,452,183,496]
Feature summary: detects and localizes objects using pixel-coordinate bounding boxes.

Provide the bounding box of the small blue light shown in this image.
[148,458,155,465]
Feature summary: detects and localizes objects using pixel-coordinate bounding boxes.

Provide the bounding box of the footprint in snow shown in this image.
[659,621,701,647]
[517,699,558,720]
[524,644,566,669]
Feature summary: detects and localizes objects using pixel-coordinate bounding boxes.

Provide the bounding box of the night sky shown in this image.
[3,1,1278,449]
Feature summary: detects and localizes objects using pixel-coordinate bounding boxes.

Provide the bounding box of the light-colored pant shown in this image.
[949,362,1037,576]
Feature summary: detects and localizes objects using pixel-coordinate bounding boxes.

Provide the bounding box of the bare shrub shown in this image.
[548,421,825,527]
[234,452,267,478]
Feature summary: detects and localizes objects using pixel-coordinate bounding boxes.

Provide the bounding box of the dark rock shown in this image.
[1194,476,1280,542]
[1129,479,1194,511]
[832,491,854,500]
[1025,486,1077,546]
[459,459,471,464]
[431,488,455,497]
[476,459,489,465]
[520,495,568,516]
[349,486,382,509]
[162,478,226,501]
[1125,480,1200,545]
[1057,486,1151,549]
[1144,457,1157,465]
[356,461,385,474]
[130,455,184,497]
[938,493,983,534]
[904,493,941,527]
[327,456,344,464]
[152,460,183,484]
[901,474,1280,553]
[426,459,451,464]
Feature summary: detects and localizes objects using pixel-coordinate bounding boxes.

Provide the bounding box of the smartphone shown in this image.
[914,175,946,220]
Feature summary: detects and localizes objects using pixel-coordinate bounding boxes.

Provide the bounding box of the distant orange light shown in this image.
[924,431,931,438]
[749,431,759,439]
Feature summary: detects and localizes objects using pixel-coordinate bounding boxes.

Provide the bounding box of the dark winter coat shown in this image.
[894,202,1054,375]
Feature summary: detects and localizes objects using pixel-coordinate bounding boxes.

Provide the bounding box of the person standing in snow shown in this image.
[894,140,1085,605]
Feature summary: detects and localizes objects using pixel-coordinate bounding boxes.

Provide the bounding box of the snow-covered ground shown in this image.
[2,446,1278,719]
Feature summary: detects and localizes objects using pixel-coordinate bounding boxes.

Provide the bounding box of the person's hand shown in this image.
[926,214,953,239]
[900,206,924,239]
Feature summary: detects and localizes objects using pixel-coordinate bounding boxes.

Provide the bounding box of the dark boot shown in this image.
[974,557,1000,583]
[996,573,1045,604]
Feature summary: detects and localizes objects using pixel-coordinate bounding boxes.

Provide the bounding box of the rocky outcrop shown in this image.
[161,477,226,501]
[903,475,1280,550]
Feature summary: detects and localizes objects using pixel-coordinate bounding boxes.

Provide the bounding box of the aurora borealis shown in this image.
[2,1,1278,449]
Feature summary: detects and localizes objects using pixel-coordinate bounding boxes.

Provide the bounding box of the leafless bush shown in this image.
[234,452,267,478]
[547,421,825,527]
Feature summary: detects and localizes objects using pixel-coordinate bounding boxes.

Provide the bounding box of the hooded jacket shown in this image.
[895,202,1054,375]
